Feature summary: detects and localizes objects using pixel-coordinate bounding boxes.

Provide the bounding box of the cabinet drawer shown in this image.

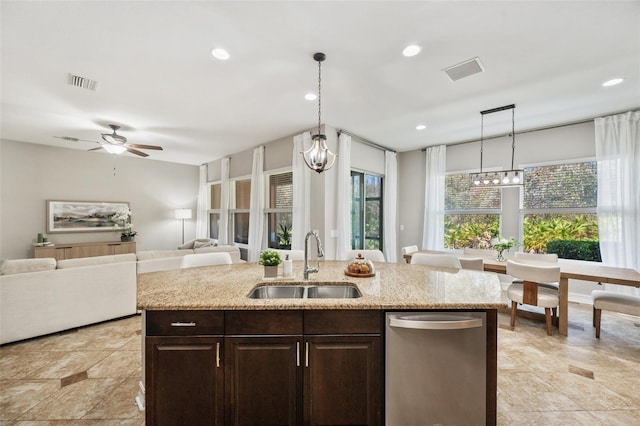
[146,310,224,336]
[304,310,382,334]
[226,310,303,335]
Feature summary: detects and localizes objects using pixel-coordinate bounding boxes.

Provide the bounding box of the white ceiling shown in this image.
[1,1,638,165]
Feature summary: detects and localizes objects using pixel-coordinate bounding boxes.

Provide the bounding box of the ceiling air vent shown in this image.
[68,73,98,91]
[442,57,484,82]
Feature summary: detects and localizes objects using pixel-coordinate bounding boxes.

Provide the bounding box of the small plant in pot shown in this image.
[259,249,281,278]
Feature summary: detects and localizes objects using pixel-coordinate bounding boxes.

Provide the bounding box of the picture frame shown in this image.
[46,200,130,233]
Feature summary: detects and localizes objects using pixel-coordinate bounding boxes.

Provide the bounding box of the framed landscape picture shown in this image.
[46,200,130,233]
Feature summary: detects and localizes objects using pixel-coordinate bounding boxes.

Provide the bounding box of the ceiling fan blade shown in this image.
[125,147,149,157]
[127,144,164,151]
[88,146,104,152]
[55,136,99,144]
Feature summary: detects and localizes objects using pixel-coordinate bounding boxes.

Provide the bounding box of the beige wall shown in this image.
[0,140,199,259]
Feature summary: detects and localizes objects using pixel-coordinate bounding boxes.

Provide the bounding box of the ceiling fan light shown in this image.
[103,144,127,154]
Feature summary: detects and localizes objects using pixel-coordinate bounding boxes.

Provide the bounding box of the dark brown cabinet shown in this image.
[146,336,224,426]
[225,336,302,426]
[145,310,382,426]
[304,335,381,425]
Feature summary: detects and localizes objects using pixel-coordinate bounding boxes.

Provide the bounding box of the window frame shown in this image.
[444,168,504,249]
[350,169,384,251]
[520,157,598,255]
[229,175,251,247]
[264,167,293,249]
[207,181,221,240]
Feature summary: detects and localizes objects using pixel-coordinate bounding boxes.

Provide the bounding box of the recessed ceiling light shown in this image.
[602,78,623,87]
[402,44,421,57]
[416,124,427,130]
[305,93,317,101]
[211,48,230,60]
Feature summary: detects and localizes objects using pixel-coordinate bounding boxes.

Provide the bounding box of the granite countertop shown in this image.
[137,261,508,311]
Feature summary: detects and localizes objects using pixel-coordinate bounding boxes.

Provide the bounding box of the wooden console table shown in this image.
[33,241,136,260]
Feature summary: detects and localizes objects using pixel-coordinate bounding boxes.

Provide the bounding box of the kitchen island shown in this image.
[137,261,507,426]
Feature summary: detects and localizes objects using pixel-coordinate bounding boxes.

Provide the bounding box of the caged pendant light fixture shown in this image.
[301,52,337,173]
[469,104,524,188]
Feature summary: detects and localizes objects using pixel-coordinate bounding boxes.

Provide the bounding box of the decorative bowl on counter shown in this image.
[345,253,376,278]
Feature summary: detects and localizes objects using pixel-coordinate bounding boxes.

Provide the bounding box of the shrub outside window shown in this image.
[444,173,501,249]
[522,161,599,260]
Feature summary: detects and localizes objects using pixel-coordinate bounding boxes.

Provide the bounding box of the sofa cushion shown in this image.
[56,253,137,269]
[193,240,214,249]
[2,258,57,275]
[136,250,191,261]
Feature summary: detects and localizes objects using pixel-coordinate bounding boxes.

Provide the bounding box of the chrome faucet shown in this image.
[304,230,324,280]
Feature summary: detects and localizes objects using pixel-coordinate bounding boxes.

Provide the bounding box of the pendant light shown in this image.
[469,104,523,188]
[301,52,337,173]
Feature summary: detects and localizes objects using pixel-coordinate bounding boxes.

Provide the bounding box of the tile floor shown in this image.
[1,302,639,425]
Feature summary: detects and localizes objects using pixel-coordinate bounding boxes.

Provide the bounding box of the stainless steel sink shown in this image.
[306,285,362,299]
[248,286,305,299]
[248,284,361,299]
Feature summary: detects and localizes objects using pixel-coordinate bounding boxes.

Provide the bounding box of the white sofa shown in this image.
[0,253,137,345]
[136,245,243,274]
[0,245,244,345]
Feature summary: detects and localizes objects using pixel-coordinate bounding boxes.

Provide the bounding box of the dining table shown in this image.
[404,250,640,336]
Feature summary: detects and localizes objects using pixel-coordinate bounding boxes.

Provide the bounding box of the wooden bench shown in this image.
[592,290,640,338]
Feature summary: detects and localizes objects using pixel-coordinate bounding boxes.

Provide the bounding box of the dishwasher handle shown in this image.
[389,314,482,330]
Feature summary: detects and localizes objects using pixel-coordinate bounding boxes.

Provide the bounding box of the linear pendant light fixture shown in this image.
[301,52,337,173]
[470,104,523,188]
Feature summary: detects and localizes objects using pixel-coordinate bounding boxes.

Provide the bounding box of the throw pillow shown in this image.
[193,240,212,249]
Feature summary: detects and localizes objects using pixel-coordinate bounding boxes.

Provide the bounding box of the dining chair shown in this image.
[592,290,640,338]
[180,252,233,268]
[459,257,484,271]
[345,249,386,262]
[506,260,561,335]
[513,252,559,290]
[401,245,419,255]
[410,253,461,269]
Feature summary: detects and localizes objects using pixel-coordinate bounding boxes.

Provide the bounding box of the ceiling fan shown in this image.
[54,124,163,157]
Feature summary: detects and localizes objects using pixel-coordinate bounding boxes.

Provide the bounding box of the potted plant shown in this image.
[259,249,281,278]
[112,206,138,242]
[121,225,138,242]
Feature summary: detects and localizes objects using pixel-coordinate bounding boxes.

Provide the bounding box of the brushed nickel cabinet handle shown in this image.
[305,341,309,367]
[216,342,220,368]
[170,322,196,327]
[296,342,300,367]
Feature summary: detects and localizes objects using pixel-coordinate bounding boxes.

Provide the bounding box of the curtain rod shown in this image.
[420,108,639,151]
[337,129,396,153]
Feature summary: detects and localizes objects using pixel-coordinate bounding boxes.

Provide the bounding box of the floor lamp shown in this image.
[175,209,192,245]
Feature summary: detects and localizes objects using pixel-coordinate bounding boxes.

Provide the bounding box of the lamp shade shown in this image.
[174,209,192,220]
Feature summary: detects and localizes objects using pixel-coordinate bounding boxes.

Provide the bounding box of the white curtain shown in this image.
[595,111,640,296]
[195,164,208,238]
[336,133,352,260]
[292,132,311,250]
[422,145,446,250]
[247,146,265,262]
[218,157,230,245]
[383,151,398,262]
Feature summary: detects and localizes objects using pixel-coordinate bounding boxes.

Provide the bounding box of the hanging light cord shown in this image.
[317,59,322,136]
[510,107,516,170]
[479,114,484,174]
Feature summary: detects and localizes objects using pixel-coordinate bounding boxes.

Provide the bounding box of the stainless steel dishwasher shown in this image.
[386,312,486,425]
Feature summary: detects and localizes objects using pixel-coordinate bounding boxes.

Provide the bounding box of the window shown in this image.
[231,179,251,245]
[444,173,501,249]
[522,161,599,259]
[266,171,293,249]
[351,171,383,250]
[208,183,221,239]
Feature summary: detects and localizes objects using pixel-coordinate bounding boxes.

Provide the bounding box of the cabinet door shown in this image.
[146,336,223,426]
[304,335,381,426]
[225,336,302,426]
